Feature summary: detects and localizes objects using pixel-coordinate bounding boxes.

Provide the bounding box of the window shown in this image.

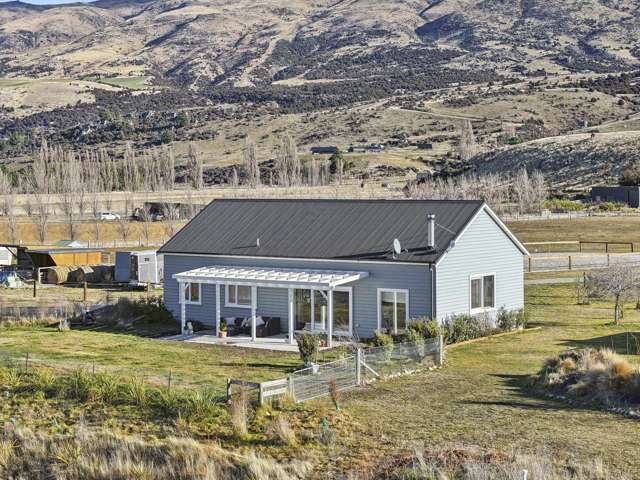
[470,274,495,312]
[378,289,409,334]
[185,282,200,304]
[226,284,253,308]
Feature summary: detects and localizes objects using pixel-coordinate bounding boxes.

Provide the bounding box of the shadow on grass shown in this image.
[559,332,640,355]
[459,374,629,416]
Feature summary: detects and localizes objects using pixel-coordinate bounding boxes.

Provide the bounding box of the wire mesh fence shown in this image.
[290,337,443,403]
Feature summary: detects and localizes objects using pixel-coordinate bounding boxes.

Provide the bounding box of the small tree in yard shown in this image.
[586,265,640,325]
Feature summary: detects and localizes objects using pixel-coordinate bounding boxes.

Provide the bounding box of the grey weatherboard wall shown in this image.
[163,255,432,339]
[435,208,524,320]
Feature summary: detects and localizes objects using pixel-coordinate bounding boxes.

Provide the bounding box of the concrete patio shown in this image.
[163,332,301,352]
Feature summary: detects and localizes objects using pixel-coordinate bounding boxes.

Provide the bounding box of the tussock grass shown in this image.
[0,366,227,425]
[533,348,640,408]
[266,415,297,447]
[383,445,629,480]
[229,388,250,439]
[0,427,310,480]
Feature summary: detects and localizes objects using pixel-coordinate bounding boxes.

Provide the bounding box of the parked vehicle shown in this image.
[100,212,121,221]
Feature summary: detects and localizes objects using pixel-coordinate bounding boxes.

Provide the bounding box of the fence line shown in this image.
[525,253,640,272]
[289,337,443,403]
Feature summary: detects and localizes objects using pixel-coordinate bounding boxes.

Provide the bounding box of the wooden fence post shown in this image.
[226,378,232,402]
[438,335,444,367]
[83,282,88,302]
[356,348,362,386]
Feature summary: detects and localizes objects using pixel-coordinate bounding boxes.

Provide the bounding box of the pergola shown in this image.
[173,265,369,347]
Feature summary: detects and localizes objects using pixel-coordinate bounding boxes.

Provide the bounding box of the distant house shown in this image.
[591,186,640,208]
[53,240,88,249]
[416,143,433,150]
[159,199,528,346]
[348,144,384,154]
[310,146,339,155]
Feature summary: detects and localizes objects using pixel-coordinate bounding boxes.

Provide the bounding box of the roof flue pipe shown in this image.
[427,214,436,250]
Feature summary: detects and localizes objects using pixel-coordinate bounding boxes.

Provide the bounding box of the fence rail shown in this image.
[525,253,640,272]
[289,337,443,403]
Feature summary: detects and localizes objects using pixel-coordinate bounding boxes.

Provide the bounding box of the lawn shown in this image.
[93,76,151,90]
[334,283,640,477]
[508,216,640,246]
[0,326,300,391]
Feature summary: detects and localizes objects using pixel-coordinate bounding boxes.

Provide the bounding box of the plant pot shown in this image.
[219,331,228,338]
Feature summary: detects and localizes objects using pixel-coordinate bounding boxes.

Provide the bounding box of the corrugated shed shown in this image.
[158,199,485,264]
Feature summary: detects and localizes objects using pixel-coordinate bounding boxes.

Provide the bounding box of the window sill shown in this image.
[185,301,201,306]
[470,307,496,315]
[225,303,252,309]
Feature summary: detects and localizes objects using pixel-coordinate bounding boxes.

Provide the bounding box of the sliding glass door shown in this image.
[294,288,352,335]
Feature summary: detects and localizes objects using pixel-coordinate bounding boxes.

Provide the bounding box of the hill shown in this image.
[1,0,639,87]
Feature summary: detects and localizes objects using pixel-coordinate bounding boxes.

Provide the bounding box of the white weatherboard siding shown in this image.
[435,207,524,321]
[163,255,432,339]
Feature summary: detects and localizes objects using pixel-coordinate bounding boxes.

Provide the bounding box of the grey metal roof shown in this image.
[158,199,486,264]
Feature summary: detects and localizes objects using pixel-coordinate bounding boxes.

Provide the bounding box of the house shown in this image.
[158,199,528,347]
[53,240,88,249]
[591,186,640,208]
[310,146,339,155]
[348,144,385,153]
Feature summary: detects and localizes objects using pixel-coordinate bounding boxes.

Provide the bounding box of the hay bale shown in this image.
[92,265,114,283]
[69,266,94,284]
[46,266,72,284]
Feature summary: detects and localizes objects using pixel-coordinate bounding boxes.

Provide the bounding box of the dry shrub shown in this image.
[266,415,297,447]
[533,348,640,408]
[0,426,309,480]
[380,445,628,480]
[229,387,250,438]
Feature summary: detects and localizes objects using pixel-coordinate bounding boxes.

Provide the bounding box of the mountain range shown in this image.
[2,0,639,88]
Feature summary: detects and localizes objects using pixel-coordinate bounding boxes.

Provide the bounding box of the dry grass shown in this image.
[0,426,310,480]
[534,348,640,407]
[229,388,250,439]
[382,445,629,480]
[266,415,297,447]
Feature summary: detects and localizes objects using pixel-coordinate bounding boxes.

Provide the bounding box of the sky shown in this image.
[0,0,96,4]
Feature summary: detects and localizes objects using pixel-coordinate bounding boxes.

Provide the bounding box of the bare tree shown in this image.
[116,198,133,243]
[0,170,17,243]
[59,150,80,240]
[459,120,479,161]
[139,199,153,246]
[187,144,204,190]
[243,139,260,187]
[162,202,180,239]
[586,265,640,325]
[275,134,300,187]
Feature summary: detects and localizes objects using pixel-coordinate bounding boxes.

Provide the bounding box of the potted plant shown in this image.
[219,320,228,338]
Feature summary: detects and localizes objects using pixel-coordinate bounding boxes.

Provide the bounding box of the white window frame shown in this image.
[184,282,201,305]
[308,286,353,336]
[225,284,254,309]
[469,273,496,314]
[377,288,409,334]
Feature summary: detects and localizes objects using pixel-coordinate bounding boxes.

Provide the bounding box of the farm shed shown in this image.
[115,250,163,286]
[591,186,640,208]
[27,248,105,269]
[159,199,528,347]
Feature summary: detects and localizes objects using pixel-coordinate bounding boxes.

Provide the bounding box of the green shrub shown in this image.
[406,328,425,359]
[295,333,319,365]
[373,331,394,362]
[597,201,624,212]
[442,314,483,344]
[496,308,517,331]
[543,199,584,212]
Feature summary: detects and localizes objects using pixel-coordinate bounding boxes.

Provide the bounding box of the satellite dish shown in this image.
[393,238,402,256]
